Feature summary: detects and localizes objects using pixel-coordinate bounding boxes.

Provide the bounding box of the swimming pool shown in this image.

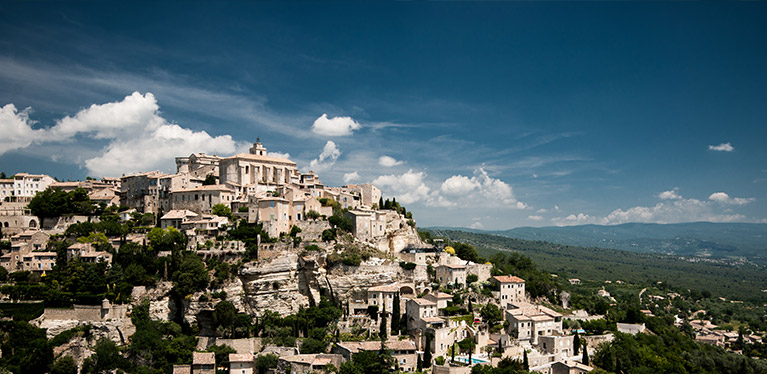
[453,356,491,364]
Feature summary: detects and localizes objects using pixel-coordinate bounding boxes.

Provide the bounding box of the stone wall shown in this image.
[295,221,331,242]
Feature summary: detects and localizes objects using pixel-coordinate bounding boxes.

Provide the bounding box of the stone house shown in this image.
[344,209,387,241]
[335,340,418,372]
[277,354,343,374]
[228,354,255,374]
[550,360,594,374]
[0,173,56,202]
[491,275,526,304]
[424,292,452,311]
[435,264,467,287]
[120,171,167,213]
[171,185,235,214]
[505,302,563,345]
[192,352,216,374]
[161,209,200,230]
[538,334,575,360]
[367,283,400,313]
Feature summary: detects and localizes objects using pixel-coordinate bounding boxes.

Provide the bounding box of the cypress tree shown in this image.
[573,331,580,355]
[582,343,589,366]
[417,354,423,372]
[468,299,473,313]
[391,294,401,335]
[451,343,455,362]
[523,350,529,370]
[379,306,387,340]
[379,197,384,209]
[424,333,433,368]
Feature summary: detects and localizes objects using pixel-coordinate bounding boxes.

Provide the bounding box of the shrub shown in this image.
[399,262,417,270]
[305,244,321,252]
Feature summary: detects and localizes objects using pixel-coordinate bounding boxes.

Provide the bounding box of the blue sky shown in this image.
[1,2,766,229]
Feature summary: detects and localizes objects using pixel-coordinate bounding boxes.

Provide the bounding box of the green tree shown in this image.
[214,300,237,337]
[212,203,232,218]
[582,343,589,366]
[172,252,209,297]
[50,356,77,374]
[573,331,581,355]
[480,303,503,326]
[307,210,321,220]
[423,332,433,368]
[0,321,53,374]
[391,294,401,335]
[255,354,279,374]
[523,349,529,370]
[202,174,217,185]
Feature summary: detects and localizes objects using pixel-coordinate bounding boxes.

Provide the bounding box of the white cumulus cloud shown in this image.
[435,168,526,208]
[378,155,403,167]
[528,215,544,221]
[309,141,341,171]
[708,192,754,205]
[343,171,360,184]
[658,188,682,200]
[311,113,361,136]
[0,104,44,155]
[1,92,241,177]
[372,169,431,205]
[708,142,734,152]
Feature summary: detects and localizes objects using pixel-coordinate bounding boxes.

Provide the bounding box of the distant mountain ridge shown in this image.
[426,222,767,263]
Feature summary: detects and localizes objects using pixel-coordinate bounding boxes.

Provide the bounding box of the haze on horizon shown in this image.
[1,2,765,230]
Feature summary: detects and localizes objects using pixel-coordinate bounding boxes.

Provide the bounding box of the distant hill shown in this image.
[426,229,767,303]
[427,222,767,263]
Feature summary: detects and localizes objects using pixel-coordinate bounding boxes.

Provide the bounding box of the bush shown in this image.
[238,206,249,213]
[305,244,321,252]
[322,229,336,242]
[399,262,417,270]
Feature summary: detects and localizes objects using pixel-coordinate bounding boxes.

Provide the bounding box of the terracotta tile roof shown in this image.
[368,283,399,292]
[411,298,437,306]
[228,353,253,362]
[493,275,525,283]
[193,352,215,365]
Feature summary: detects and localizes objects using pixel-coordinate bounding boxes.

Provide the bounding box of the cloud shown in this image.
[552,213,592,226]
[0,92,241,177]
[708,192,755,205]
[311,113,361,136]
[435,168,526,208]
[343,171,360,184]
[0,104,44,155]
[378,155,404,167]
[708,142,734,152]
[528,215,544,221]
[309,141,341,171]
[267,151,291,159]
[440,175,481,195]
[658,188,682,200]
[372,169,431,204]
[469,221,485,229]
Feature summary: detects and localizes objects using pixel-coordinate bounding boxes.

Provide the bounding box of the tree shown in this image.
[0,321,53,374]
[255,353,279,374]
[573,331,581,355]
[202,174,217,185]
[423,333,433,368]
[211,203,232,218]
[50,356,77,374]
[307,210,321,220]
[523,350,529,370]
[582,343,589,366]
[172,253,208,297]
[214,300,237,337]
[207,344,236,370]
[480,304,502,326]
[379,310,388,340]
[391,294,401,335]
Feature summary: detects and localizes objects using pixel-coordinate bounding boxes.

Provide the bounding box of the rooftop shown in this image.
[192,352,215,365]
[493,275,525,283]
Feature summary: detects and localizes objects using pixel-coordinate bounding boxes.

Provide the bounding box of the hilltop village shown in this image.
[0,141,762,374]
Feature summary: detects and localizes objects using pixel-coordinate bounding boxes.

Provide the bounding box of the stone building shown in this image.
[219,141,299,193]
[367,283,400,313]
[171,185,235,214]
[505,302,563,344]
[435,264,467,287]
[0,173,56,202]
[491,275,526,305]
[192,352,216,374]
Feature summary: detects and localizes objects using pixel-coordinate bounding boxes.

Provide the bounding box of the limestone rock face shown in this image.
[325,259,413,302]
[33,318,135,345]
[239,253,311,315]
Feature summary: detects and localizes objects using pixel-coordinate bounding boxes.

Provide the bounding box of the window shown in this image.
[270,201,275,208]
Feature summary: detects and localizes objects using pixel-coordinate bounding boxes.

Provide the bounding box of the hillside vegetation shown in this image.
[427,229,767,303]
